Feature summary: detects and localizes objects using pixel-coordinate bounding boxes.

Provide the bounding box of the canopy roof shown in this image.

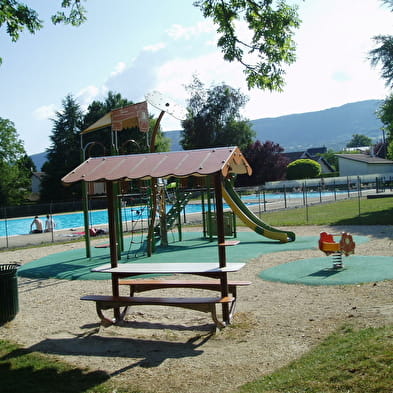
[81,112,112,134]
[62,147,251,184]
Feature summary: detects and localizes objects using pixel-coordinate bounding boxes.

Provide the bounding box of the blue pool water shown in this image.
[0,202,247,237]
[241,190,350,201]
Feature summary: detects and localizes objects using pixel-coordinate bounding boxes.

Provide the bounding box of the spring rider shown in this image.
[318,231,356,268]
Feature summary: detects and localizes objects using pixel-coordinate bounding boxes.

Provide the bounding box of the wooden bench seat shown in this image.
[81,294,235,328]
[118,279,251,297]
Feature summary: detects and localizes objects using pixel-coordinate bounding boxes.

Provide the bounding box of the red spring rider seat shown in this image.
[318,231,355,268]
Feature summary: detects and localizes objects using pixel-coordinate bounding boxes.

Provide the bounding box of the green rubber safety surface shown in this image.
[17,231,370,281]
[260,255,393,285]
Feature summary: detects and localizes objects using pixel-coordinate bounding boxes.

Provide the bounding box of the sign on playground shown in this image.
[112,101,149,133]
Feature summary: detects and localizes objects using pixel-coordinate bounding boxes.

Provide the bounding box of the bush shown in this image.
[286,159,321,180]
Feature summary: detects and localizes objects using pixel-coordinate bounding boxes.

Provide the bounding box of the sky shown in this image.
[0,0,392,155]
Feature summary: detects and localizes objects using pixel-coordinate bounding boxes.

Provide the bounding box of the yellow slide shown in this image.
[222,180,295,243]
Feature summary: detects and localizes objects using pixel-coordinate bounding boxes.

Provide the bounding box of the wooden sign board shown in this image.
[112,101,149,132]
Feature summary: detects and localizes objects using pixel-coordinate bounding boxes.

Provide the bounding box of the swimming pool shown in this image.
[0,202,250,237]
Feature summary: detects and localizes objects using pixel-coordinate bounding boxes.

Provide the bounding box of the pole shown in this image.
[357,176,361,217]
[49,202,54,243]
[107,181,120,320]
[4,207,8,249]
[213,172,230,325]
[206,176,213,241]
[176,179,182,241]
[304,182,309,223]
[146,110,165,256]
[82,181,91,258]
[80,135,91,258]
[147,179,157,257]
[201,189,206,238]
[114,184,123,259]
[214,174,226,268]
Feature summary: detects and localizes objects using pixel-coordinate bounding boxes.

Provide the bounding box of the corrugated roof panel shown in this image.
[62,147,251,184]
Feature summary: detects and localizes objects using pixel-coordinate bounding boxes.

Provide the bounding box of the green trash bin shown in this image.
[205,211,234,236]
[0,263,20,325]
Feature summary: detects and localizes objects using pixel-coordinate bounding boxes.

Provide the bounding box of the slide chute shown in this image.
[222,179,295,243]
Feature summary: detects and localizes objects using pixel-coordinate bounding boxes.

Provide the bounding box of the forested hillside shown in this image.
[166,99,383,152]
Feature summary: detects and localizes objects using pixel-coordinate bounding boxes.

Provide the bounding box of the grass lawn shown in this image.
[0,339,114,393]
[252,196,393,226]
[239,325,393,393]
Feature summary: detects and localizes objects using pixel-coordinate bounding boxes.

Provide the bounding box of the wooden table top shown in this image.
[92,262,245,274]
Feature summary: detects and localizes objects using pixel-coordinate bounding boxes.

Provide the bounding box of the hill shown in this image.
[165,99,383,152]
[29,100,384,167]
[30,152,47,171]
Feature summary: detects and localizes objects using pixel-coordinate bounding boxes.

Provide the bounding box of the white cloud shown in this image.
[151,51,248,130]
[143,42,166,52]
[166,20,214,40]
[76,85,108,111]
[33,104,57,120]
[110,61,127,76]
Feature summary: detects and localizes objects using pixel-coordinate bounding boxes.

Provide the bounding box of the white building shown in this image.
[335,154,393,176]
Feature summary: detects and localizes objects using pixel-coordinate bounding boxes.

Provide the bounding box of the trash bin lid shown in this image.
[0,263,20,273]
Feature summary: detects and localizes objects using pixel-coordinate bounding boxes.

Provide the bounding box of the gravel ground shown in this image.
[0,225,392,393]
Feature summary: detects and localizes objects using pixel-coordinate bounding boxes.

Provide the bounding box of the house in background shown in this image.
[335,154,393,176]
[283,147,335,174]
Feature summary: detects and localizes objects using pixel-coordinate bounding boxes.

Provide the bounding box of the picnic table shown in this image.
[82,262,249,328]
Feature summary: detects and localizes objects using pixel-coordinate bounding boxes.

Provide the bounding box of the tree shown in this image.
[369,34,393,88]
[377,94,393,159]
[369,0,393,88]
[0,0,86,64]
[181,76,255,150]
[0,117,32,204]
[368,1,393,158]
[346,134,372,148]
[286,159,321,180]
[318,149,338,171]
[1,1,301,90]
[195,0,301,90]
[40,94,84,202]
[236,140,288,186]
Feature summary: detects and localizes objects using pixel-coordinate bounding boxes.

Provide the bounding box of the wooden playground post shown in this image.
[106,180,121,320]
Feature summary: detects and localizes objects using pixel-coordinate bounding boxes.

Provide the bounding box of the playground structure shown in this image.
[62,90,300,327]
[318,231,356,268]
[76,92,295,260]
